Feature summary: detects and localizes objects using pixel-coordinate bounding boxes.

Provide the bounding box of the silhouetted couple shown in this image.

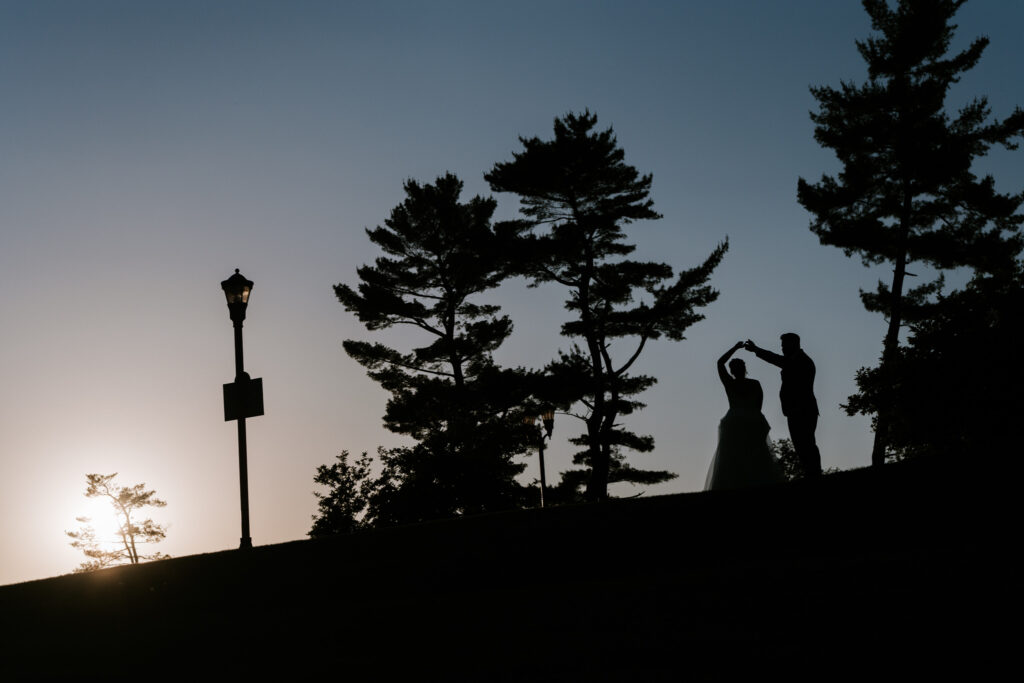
[705,333,822,491]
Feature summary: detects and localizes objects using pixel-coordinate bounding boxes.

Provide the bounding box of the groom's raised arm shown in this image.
[744,340,785,368]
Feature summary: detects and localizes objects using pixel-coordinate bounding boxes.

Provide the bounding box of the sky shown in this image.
[1,0,1021,586]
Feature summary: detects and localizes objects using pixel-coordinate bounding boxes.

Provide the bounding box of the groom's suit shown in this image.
[751,346,822,476]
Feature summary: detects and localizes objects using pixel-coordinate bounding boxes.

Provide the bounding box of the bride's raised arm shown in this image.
[717,341,744,385]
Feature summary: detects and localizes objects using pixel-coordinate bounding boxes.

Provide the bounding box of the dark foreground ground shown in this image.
[0,455,1014,680]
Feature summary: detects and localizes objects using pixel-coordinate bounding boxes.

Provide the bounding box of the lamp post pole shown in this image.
[537,434,547,508]
[528,410,554,508]
[541,411,554,507]
[222,269,257,550]
[233,324,252,551]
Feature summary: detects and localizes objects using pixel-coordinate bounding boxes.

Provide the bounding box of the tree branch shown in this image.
[614,333,650,378]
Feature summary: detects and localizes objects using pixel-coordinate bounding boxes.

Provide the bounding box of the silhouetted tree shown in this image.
[845,266,1024,459]
[798,0,1024,466]
[309,451,376,537]
[66,473,168,572]
[771,438,839,480]
[331,173,535,525]
[771,439,804,482]
[486,111,728,501]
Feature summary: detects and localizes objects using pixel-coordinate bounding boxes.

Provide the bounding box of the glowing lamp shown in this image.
[541,409,555,439]
[221,268,254,323]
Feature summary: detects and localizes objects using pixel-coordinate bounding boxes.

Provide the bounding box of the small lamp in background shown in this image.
[524,408,555,508]
[542,409,555,440]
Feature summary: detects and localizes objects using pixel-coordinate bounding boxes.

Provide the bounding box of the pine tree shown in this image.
[845,266,1024,460]
[332,173,534,523]
[66,473,168,572]
[797,0,1024,466]
[486,111,728,501]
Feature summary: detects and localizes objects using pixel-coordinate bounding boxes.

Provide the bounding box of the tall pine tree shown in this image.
[845,266,1024,461]
[486,111,728,501]
[797,0,1024,466]
[333,173,534,523]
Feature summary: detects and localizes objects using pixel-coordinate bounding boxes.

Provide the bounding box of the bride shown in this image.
[705,341,784,491]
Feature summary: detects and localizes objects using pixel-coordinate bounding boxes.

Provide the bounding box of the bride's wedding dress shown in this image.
[705,376,784,490]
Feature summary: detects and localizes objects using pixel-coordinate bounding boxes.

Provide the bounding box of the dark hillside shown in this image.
[0,455,1013,680]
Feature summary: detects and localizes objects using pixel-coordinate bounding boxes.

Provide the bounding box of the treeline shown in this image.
[312,0,1024,536]
[312,111,729,535]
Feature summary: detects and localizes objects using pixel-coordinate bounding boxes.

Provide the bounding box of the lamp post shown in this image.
[221,269,263,550]
[525,409,555,507]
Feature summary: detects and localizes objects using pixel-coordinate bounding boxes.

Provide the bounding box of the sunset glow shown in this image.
[74,497,126,554]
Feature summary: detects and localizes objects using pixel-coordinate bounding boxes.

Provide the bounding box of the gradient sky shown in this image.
[1,0,1021,586]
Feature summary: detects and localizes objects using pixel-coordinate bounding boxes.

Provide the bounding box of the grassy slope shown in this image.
[0,455,1012,680]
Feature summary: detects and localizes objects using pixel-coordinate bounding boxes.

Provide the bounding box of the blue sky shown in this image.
[1,0,1021,585]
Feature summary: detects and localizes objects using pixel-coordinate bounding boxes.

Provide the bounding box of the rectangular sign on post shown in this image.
[223,377,265,421]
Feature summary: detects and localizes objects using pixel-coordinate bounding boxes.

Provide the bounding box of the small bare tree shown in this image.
[66,473,169,573]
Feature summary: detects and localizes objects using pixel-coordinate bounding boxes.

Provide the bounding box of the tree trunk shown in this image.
[583,355,608,502]
[871,203,912,467]
[578,227,609,502]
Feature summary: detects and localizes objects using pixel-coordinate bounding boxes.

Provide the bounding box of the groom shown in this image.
[744,333,822,477]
